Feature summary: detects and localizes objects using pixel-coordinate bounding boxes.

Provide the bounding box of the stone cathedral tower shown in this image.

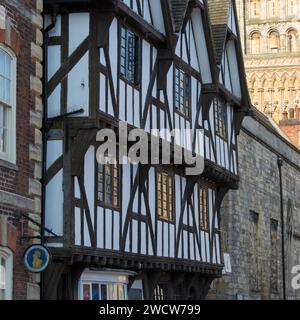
[236,0,300,147]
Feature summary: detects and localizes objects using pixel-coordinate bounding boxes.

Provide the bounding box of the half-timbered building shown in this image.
[42,0,250,300]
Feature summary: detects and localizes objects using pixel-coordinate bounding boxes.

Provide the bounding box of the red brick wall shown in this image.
[0,169,17,193]
[279,121,300,148]
[0,0,42,300]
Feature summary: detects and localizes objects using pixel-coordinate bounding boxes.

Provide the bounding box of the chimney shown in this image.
[295,107,300,119]
[282,111,288,120]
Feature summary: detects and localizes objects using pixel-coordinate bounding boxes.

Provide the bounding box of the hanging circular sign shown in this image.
[24,245,51,273]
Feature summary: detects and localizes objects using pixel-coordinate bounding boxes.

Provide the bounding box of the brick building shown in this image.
[208,107,300,300]
[279,118,300,148]
[0,0,43,300]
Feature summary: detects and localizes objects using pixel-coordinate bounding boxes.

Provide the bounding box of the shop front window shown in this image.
[79,270,131,301]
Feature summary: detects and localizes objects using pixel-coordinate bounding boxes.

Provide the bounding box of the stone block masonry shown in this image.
[208,113,300,300]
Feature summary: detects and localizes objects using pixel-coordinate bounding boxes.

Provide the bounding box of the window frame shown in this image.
[153,283,168,301]
[174,65,191,120]
[119,26,140,87]
[156,169,175,224]
[0,44,16,164]
[81,281,127,301]
[96,154,121,212]
[214,98,228,140]
[78,270,130,301]
[0,247,13,301]
[198,181,209,232]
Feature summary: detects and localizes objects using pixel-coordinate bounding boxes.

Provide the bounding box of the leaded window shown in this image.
[157,171,174,222]
[120,27,139,84]
[154,284,168,300]
[215,99,227,139]
[175,67,191,117]
[199,182,209,231]
[97,157,120,209]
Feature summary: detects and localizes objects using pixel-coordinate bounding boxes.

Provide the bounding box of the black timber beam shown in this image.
[44,0,166,46]
[47,247,224,277]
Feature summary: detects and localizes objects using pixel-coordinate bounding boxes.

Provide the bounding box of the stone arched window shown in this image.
[287,29,298,52]
[269,30,280,53]
[268,0,279,17]
[250,0,261,18]
[250,31,261,54]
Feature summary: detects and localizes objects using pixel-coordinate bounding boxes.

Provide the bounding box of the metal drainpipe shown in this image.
[41,13,57,301]
[278,157,286,300]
